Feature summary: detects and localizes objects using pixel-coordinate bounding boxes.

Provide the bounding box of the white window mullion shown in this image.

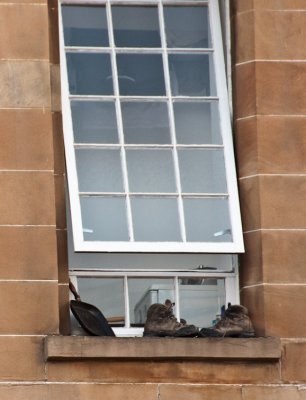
[123,275,131,328]
[106,1,134,241]
[158,0,186,243]
[174,276,180,323]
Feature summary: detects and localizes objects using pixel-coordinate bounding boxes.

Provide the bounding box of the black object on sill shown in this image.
[69,280,115,337]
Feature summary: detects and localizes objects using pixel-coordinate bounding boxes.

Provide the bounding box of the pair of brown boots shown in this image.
[143,301,255,338]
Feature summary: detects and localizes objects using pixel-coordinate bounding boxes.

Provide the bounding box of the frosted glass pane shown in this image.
[169,54,215,96]
[77,278,124,323]
[112,6,161,47]
[67,53,113,95]
[178,278,225,327]
[164,6,210,48]
[71,101,118,144]
[126,150,176,193]
[117,54,165,96]
[174,102,222,144]
[184,198,232,242]
[76,149,123,192]
[131,198,181,241]
[80,196,129,241]
[62,5,109,47]
[178,149,227,193]
[121,102,171,144]
[131,278,175,325]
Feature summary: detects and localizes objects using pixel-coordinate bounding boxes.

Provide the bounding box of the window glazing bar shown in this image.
[106,1,135,241]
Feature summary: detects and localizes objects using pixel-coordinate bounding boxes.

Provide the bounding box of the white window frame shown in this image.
[59,0,244,253]
[69,263,240,337]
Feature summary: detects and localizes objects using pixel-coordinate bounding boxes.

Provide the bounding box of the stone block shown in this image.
[233,62,256,119]
[264,285,306,337]
[0,60,51,108]
[0,108,53,171]
[235,116,306,177]
[242,385,300,400]
[0,171,56,225]
[261,230,306,284]
[46,359,280,384]
[238,175,261,232]
[0,226,57,280]
[0,4,49,59]
[254,11,306,60]
[233,10,255,64]
[282,341,306,383]
[0,281,58,334]
[0,383,158,400]
[0,336,45,381]
[239,230,263,286]
[256,62,306,115]
[160,384,242,400]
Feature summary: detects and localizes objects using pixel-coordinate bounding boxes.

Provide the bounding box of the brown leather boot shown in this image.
[198,304,255,338]
[143,300,199,337]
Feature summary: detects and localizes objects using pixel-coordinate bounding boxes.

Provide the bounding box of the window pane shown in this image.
[164,6,210,48]
[76,149,124,192]
[117,54,165,96]
[80,196,129,241]
[179,278,225,327]
[77,278,125,325]
[71,101,119,144]
[131,197,181,241]
[184,198,232,242]
[178,149,227,193]
[169,54,214,96]
[112,6,161,48]
[126,149,176,193]
[62,5,109,47]
[129,278,174,326]
[66,52,113,95]
[174,102,222,145]
[122,102,171,144]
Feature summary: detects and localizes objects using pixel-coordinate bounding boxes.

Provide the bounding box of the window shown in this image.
[59,0,243,336]
[59,0,243,253]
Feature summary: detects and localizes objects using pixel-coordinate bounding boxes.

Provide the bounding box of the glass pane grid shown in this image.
[61,0,240,248]
[71,272,226,331]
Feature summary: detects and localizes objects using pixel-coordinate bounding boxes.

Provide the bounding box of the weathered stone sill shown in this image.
[45,336,281,361]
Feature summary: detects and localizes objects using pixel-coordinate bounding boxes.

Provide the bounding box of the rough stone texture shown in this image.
[0,109,53,170]
[0,226,57,280]
[0,336,45,381]
[46,359,280,384]
[235,116,306,177]
[242,385,302,400]
[0,171,56,225]
[282,341,306,383]
[239,175,306,232]
[0,281,59,334]
[0,384,158,400]
[0,60,51,107]
[0,4,49,59]
[159,384,242,400]
[45,336,281,361]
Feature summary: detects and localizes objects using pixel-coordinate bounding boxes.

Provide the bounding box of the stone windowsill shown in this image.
[45,336,281,361]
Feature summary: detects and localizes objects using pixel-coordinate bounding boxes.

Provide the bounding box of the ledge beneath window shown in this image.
[45,336,281,361]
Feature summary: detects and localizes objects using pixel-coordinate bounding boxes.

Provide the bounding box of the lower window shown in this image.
[69,258,239,337]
